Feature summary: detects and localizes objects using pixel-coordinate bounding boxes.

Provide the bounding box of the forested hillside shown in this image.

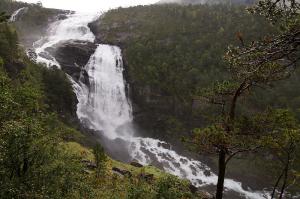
[157,0,256,5]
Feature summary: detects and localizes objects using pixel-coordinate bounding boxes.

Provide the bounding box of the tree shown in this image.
[0,12,10,23]
[257,109,300,199]
[93,144,107,178]
[192,0,299,198]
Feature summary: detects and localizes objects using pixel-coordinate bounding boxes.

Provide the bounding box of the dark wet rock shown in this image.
[57,14,68,20]
[38,51,54,61]
[130,161,144,168]
[26,48,37,62]
[180,158,188,164]
[47,40,97,82]
[112,167,132,177]
[158,142,171,150]
[204,170,211,177]
[196,179,203,185]
[80,69,90,87]
[189,184,198,194]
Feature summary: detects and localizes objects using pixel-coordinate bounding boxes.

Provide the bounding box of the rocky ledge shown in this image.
[46,40,97,83]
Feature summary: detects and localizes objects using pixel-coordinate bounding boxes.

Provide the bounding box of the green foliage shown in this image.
[0,12,10,23]
[125,175,195,199]
[93,144,108,177]
[0,18,96,198]
[0,23,18,63]
[155,175,193,199]
[189,0,300,197]
[126,179,155,199]
[41,66,77,117]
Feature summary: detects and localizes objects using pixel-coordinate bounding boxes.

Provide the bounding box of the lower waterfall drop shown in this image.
[76,44,134,140]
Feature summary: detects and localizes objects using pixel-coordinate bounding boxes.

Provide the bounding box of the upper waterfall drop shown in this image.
[34,12,98,67]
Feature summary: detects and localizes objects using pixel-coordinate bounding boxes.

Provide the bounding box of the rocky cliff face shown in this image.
[46,40,97,83]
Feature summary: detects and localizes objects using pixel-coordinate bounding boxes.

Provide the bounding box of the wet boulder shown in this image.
[158,142,171,150]
[204,170,211,177]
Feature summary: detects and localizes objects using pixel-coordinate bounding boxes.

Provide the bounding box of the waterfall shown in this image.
[33,12,269,199]
[76,44,134,140]
[9,7,28,22]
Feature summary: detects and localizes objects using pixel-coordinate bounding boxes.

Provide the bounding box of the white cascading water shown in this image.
[75,45,134,140]
[9,7,28,22]
[34,13,97,67]
[31,12,269,199]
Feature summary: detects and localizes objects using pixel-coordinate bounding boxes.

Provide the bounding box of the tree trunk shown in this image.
[216,149,226,199]
[271,168,285,199]
[279,161,289,199]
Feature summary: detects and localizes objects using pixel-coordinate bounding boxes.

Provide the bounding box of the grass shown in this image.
[63,141,168,178]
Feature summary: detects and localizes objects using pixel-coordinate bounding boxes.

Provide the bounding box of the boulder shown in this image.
[26,48,37,62]
[112,167,132,177]
[130,161,144,168]
[158,142,171,150]
[204,170,211,177]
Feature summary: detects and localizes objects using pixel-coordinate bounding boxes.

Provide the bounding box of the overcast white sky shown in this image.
[18,0,159,12]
